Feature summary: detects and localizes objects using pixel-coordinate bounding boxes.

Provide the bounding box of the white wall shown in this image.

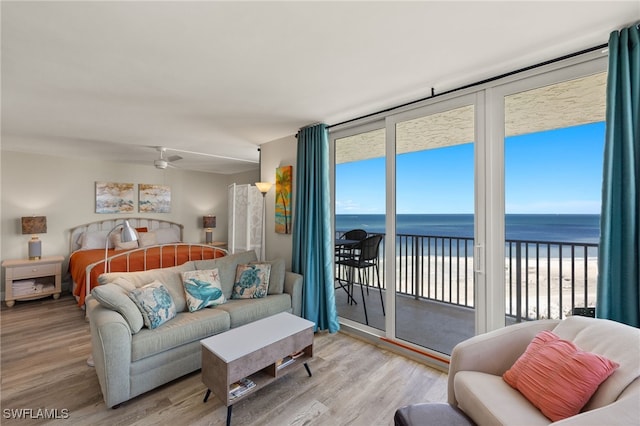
[260,134,297,270]
[0,150,257,297]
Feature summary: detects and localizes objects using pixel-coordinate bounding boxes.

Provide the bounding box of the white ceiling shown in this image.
[2,1,638,174]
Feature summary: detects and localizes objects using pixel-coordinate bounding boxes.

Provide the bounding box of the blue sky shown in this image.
[335,121,605,215]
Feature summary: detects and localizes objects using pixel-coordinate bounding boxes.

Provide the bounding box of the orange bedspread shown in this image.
[70,245,225,306]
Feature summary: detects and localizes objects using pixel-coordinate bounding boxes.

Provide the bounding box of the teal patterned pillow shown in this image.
[181,269,226,312]
[232,263,271,299]
[128,280,176,329]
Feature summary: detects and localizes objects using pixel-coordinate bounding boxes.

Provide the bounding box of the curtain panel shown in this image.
[596,24,640,327]
[292,123,340,332]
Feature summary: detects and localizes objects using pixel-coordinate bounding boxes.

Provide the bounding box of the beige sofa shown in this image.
[448,316,640,425]
[85,250,303,408]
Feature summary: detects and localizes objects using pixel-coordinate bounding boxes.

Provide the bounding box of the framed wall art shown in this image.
[95,182,135,214]
[275,165,293,234]
[139,184,171,213]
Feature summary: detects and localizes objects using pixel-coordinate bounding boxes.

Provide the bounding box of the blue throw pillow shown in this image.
[232,263,271,299]
[128,280,177,329]
[181,269,226,312]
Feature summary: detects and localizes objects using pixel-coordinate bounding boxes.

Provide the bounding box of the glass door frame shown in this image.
[384,92,485,344]
[487,54,608,330]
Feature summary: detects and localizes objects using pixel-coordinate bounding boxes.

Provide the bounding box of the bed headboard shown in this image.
[69,217,184,253]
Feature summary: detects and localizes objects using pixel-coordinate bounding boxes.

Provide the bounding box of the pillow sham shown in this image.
[91,283,143,333]
[128,280,177,329]
[232,263,271,299]
[111,233,139,250]
[138,231,158,247]
[503,330,619,421]
[181,269,226,312]
[154,227,181,244]
[80,230,112,250]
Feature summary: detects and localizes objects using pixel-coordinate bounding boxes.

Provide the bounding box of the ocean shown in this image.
[336,214,600,244]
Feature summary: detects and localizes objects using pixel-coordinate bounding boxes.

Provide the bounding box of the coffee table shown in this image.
[201,312,315,426]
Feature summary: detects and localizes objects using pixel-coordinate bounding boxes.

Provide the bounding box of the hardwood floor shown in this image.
[0,295,448,425]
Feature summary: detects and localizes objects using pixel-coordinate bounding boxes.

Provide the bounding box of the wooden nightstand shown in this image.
[208,241,228,250]
[2,255,64,307]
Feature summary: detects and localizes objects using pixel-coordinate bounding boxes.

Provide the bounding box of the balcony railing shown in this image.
[336,232,598,321]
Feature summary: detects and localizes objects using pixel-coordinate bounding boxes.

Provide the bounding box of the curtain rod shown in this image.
[327,42,608,130]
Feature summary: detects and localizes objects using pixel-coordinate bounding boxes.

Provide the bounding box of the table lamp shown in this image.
[203,215,216,244]
[21,216,47,260]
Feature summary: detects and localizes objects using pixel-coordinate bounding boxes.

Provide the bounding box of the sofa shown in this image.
[85,250,304,408]
[396,316,640,425]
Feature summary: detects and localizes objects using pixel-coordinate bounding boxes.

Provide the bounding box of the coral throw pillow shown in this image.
[503,330,619,421]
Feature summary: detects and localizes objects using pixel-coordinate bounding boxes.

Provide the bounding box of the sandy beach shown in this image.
[343,255,598,320]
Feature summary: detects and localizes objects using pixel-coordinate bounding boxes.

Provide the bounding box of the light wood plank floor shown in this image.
[1,295,448,426]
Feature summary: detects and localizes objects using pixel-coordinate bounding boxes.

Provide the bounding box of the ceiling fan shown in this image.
[154,147,183,169]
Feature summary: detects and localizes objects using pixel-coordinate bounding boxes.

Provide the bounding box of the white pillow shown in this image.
[153,227,180,244]
[138,231,158,247]
[80,230,113,250]
[110,233,139,250]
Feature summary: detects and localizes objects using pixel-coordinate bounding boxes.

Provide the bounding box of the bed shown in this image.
[69,218,226,307]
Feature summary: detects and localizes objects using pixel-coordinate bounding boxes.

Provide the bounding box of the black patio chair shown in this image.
[336,234,385,326]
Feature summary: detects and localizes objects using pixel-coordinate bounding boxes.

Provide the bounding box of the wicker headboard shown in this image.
[69,217,184,253]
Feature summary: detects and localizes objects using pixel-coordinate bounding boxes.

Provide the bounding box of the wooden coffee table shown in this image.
[201,312,315,426]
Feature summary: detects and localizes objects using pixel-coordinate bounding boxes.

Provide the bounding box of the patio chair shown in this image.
[336,234,385,325]
[335,229,368,304]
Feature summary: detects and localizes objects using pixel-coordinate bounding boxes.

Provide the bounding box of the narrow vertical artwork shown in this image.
[275,165,293,234]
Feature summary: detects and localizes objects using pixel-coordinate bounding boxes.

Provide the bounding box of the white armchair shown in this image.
[448,316,640,425]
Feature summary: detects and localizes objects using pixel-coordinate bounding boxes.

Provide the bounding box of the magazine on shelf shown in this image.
[229,378,255,399]
[276,350,306,370]
[276,356,295,370]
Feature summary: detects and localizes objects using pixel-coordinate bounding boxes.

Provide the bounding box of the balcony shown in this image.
[335,232,598,354]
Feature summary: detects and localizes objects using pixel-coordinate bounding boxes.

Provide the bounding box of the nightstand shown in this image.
[208,241,228,250]
[2,255,64,307]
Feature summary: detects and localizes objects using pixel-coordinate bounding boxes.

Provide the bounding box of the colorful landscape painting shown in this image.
[139,184,171,213]
[95,182,134,214]
[275,165,292,234]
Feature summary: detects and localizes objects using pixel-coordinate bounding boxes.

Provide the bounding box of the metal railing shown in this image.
[336,231,598,321]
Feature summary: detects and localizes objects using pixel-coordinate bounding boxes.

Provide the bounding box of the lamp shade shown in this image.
[120,220,138,243]
[255,182,273,194]
[203,215,216,229]
[21,216,47,234]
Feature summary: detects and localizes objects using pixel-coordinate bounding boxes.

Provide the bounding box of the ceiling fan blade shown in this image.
[167,155,183,162]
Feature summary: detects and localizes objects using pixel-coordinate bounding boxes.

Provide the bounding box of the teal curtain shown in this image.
[596,25,640,327]
[292,123,340,332]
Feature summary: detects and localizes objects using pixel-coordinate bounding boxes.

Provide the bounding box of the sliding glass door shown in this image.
[331,50,608,358]
[389,98,477,355]
[333,124,386,331]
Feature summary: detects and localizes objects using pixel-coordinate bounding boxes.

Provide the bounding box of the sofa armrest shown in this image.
[86,295,133,408]
[551,378,640,426]
[284,271,303,317]
[448,319,559,406]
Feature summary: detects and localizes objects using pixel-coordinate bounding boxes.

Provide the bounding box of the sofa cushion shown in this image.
[98,262,195,312]
[128,281,177,329]
[232,263,271,299]
[252,258,285,294]
[455,371,550,426]
[91,283,144,334]
[503,330,619,421]
[215,294,292,328]
[130,308,230,362]
[193,250,258,299]
[181,269,226,312]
